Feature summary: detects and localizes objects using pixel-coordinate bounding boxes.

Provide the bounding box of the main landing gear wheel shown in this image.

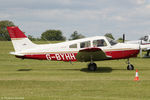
[88,63,97,71]
[127,64,134,70]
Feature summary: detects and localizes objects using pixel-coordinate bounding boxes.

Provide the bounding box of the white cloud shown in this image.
[146,4,150,8]
[136,0,146,5]
[108,16,127,22]
[0,13,10,19]
[1,0,150,39]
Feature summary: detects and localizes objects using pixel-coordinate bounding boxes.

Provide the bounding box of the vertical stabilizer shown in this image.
[7,26,37,52]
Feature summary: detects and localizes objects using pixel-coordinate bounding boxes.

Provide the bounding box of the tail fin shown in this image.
[7,26,37,52]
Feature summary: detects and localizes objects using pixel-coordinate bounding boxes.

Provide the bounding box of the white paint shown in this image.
[46,54,51,60]
[55,54,61,60]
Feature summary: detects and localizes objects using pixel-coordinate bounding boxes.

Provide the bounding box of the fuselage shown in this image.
[15,36,139,61]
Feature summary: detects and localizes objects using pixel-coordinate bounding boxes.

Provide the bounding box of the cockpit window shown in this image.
[93,39,107,47]
[80,41,91,48]
[106,37,117,46]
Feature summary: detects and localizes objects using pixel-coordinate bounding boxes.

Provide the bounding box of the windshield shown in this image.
[106,37,117,46]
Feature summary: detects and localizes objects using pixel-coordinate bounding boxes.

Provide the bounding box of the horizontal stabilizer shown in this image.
[10,52,24,56]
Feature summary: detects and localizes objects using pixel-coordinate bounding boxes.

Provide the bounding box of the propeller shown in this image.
[139,40,143,57]
[123,34,125,43]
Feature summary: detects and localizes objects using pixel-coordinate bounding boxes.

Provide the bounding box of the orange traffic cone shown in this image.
[134,69,139,81]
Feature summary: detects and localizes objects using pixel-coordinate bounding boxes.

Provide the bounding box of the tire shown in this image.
[88,63,97,71]
[127,64,134,70]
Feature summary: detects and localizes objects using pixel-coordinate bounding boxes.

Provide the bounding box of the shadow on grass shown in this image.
[80,67,112,73]
[58,68,81,71]
[59,67,128,73]
[17,69,32,71]
[112,68,127,71]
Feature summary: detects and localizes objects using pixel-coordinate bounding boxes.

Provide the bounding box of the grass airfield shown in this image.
[0,41,150,100]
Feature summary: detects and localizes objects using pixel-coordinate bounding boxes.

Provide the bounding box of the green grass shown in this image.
[0,41,150,100]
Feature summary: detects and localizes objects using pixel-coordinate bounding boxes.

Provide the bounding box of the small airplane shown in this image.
[125,35,150,57]
[7,26,140,71]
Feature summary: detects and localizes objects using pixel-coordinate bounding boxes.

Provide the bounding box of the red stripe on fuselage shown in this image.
[16,49,139,61]
[105,49,139,59]
[16,53,78,61]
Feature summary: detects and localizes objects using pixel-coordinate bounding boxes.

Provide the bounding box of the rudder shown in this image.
[7,26,37,52]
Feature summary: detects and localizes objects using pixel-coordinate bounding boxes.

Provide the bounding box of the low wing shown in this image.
[76,47,111,62]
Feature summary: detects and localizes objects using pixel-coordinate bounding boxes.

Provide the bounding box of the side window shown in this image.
[80,41,91,48]
[93,39,107,47]
[69,44,77,48]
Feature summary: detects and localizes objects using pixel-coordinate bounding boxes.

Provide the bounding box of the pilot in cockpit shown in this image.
[97,40,105,47]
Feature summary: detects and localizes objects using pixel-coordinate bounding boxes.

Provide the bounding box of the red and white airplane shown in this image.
[125,35,150,57]
[7,26,140,71]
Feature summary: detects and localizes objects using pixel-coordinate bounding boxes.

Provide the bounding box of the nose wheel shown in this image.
[127,64,134,70]
[126,59,134,70]
[88,63,97,71]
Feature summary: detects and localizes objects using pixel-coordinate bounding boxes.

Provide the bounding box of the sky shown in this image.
[0,0,150,40]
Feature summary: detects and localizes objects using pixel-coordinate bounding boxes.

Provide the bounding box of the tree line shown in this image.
[0,20,122,41]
